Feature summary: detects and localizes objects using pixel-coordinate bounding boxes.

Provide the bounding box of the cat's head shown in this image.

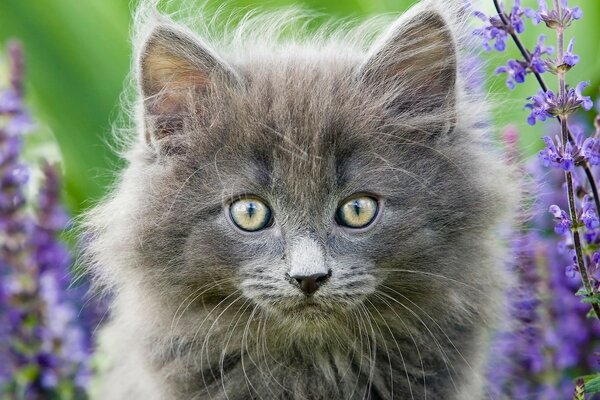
[88,1,512,337]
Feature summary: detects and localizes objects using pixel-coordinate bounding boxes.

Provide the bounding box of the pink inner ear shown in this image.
[143,49,211,116]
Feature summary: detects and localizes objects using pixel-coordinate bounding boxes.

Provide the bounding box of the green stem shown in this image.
[554,0,600,320]
[491,0,600,215]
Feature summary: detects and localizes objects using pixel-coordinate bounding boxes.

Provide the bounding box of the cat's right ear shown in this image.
[138,22,241,146]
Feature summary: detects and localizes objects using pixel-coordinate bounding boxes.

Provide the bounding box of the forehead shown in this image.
[220,68,391,194]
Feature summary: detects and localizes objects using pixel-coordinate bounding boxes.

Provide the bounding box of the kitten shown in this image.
[84,0,517,399]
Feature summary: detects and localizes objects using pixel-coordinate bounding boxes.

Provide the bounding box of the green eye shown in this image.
[336,196,379,229]
[229,197,273,232]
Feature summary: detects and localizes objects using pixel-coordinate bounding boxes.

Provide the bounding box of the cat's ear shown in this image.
[138,21,241,145]
[358,7,457,118]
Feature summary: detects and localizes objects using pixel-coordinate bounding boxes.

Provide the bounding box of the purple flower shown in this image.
[591,252,600,283]
[460,56,486,94]
[526,90,554,125]
[531,35,554,73]
[473,11,509,52]
[473,1,529,53]
[0,90,21,113]
[540,135,563,168]
[483,2,600,396]
[526,82,593,124]
[509,0,528,34]
[496,60,527,90]
[565,261,578,278]
[530,0,583,29]
[581,195,599,230]
[563,38,580,67]
[549,204,572,235]
[495,36,553,89]
[583,137,600,166]
[573,81,593,111]
[0,42,95,398]
[539,134,586,171]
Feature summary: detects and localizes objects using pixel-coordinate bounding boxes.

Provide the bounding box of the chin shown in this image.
[262,296,356,342]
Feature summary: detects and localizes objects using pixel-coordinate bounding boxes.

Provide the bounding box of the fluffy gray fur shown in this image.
[83,0,518,399]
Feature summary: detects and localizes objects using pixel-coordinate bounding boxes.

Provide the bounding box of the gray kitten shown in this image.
[84,0,517,399]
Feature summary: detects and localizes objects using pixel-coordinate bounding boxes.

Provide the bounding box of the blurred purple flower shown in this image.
[487,127,600,398]
[549,204,572,235]
[0,41,95,398]
[583,137,600,166]
[538,134,587,171]
[581,195,600,230]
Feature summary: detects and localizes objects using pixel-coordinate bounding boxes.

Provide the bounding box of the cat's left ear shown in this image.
[358,6,457,118]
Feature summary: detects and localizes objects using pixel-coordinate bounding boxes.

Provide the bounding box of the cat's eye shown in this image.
[229,197,273,232]
[336,195,379,229]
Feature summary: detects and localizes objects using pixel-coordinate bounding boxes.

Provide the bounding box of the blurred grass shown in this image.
[0,0,598,214]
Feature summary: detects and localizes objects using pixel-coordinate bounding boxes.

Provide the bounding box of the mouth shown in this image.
[281,296,323,311]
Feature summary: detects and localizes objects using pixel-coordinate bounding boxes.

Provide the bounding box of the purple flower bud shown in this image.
[574,81,593,111]
[531,35,554,73]
[472,4,527,54]
[591,252,600,282]
[581,195,599,230]
[563,38,580,67]
[526,91,553,125]
[565,262,578,278]
[496,60,527,90]
[526,83,593,123]
[549,204,572,235]
[583,137,600,165]
[532,0,583,29]
[0,90,21,113]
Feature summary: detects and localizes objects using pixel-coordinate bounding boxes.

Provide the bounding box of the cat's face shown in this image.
[114,6,503,336]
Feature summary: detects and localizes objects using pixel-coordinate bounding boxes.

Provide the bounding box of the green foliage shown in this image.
[576,289,600,306]
[574,378,586,400]
[0,0,599,214]
[582,373,600,395]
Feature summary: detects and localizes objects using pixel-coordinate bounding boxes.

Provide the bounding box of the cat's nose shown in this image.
[289,271,331,296]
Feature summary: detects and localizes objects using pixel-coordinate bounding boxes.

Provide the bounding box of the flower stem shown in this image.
[553,1,600,320]
[564,122,600,318]
[491,0,600,232]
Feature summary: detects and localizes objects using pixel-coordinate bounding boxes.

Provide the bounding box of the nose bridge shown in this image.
[287,236,328,278]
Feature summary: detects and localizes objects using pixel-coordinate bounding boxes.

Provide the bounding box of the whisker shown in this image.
[375,289,461,395]
[383,269,484,294]
[372,293,427,400]
[381,285,495,400]
[219,298,252,399]
[240,304,263,400]
[365,299,397,400]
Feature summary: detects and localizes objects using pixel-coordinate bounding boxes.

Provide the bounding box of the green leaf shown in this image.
[574,378,586,400]
[582,373,600,394]
[14,364,39,386]
[576,290,600,305]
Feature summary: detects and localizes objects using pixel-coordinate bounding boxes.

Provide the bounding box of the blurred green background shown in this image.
[0,0,599,215]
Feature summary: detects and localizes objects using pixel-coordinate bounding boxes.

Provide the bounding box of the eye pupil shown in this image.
[247,202,256,218]
[352,201,361,216]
